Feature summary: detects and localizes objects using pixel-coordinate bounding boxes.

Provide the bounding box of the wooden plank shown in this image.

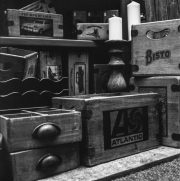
[0,36,100,47]
[155,0,168,21]
[167,0,180,19]
[144,0,156,22]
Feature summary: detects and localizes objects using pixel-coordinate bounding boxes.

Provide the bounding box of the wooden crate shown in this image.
[0,47,37,80]
[77,23,108,40]
[40,51,62,80]
[53,92,160,166]
[1,143,79,181]
[0,109,82,152]
[130,76,180,148]
[68,52,89,96]
[5,9,63,38]
[131,19,180,76]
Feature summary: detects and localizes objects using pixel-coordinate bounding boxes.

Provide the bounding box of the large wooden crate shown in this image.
[0,108,81,181]
[131,19,180,76]
[0,47,38,80]
[130,76,180,148]
[53,92,160,166]
[4,9,63,38]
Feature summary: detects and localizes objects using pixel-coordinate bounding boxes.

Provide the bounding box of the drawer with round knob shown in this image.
[0,109,82,152]
[2,142,79,181]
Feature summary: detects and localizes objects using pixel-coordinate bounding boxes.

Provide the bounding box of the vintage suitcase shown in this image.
[77,23,108,40]
[68,52,89,96]
[4,9,63,38]
[130,76,180,148]
[131,19,180,76]
[0,109,81,152]
[0,47,38,80]
[53,92,160,166]
[1,143,79,181]
[0,108,81,180]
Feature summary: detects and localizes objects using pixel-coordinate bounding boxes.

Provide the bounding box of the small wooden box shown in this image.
[40,51,62,80]
[0,47,38,80]
[2,143,79,181]
[130,76,180,148]
[0,109,82,152]
[68,52,89,96]
[77,23,108,40]
[5,9,63,38]
[53,92,160,166]
[131,19,180,76]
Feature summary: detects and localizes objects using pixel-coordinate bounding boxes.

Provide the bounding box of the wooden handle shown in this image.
[146,29,170,39]
[32,123,61,139]
[36,154,62,170]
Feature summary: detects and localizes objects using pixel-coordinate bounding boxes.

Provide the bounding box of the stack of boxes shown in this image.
[130,19,180,148]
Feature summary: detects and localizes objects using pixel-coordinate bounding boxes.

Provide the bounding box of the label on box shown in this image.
[139,87,167,137]
[103,107,148,150]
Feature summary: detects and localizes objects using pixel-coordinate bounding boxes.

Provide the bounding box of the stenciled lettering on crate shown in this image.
[131,19,180,76]
[130,76,180,148]
[52,92,160,166]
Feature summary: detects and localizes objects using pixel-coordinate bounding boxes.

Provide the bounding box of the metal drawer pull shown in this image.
[36,153,62,170]
[32,123,61,139]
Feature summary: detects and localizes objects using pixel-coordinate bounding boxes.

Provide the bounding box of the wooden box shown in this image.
[130,76,180,148]
[0,109,82,152]
[5,9,63,38]
[53,92,160,166]
[1,143,79,181]
[131,19,180,76]
[68,52,89,96]
[77,23,108,40]
[40,51,62,80]
[0,108,81,180]
[0,47,37,80]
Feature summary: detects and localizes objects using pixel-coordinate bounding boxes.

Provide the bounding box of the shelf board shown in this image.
[0,36,105,48]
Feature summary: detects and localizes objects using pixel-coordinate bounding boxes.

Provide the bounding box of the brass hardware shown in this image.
[36,153,62,170]
[32,122,61,139]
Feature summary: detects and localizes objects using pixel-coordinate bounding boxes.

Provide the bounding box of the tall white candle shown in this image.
[127,1,141,40]
[109,16,122,40]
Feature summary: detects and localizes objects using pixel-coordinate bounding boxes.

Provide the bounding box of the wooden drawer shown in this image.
[2,143,79,181]
[0,109,81,152]
[53,92,160,166]
[130,76,180,148]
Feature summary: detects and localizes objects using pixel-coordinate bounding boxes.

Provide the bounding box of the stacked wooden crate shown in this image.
[130,0,180,148]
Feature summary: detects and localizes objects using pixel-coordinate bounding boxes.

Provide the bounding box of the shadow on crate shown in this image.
[0,77,69,111]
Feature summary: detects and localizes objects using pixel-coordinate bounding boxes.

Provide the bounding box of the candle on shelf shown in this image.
[127,1,141,40]
[109,16,122,40]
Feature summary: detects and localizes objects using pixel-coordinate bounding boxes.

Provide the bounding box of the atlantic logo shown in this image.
[145,49,171,66]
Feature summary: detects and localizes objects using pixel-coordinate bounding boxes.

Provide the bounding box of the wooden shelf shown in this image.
[0,36,105,48]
